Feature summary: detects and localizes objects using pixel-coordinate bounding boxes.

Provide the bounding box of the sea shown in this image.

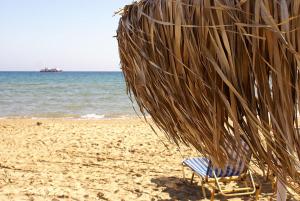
[0,71,139,119]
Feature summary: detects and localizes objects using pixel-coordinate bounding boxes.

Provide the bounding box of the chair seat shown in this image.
[183,157,247,178]
[183,157,210,177]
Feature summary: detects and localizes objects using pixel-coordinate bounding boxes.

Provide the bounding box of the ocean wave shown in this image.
[81,114,105,119]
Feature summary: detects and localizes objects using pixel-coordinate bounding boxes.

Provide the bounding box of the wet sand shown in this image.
[0,118,297,200]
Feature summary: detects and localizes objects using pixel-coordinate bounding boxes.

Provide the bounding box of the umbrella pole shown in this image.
[276,180,287,201]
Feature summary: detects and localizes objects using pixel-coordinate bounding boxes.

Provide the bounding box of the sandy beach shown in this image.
[0,118,297,201]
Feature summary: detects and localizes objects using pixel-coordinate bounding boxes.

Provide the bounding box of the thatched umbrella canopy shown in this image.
[117,0,300,193]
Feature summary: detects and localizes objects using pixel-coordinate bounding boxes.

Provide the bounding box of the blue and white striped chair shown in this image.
[182,140,259,200]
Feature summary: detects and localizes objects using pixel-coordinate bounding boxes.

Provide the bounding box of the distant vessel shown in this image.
[40,68,63,72]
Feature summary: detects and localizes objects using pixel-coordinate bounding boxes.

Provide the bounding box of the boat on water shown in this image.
[40,68,63,72]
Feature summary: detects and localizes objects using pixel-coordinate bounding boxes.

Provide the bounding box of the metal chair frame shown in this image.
[182,160,260,200]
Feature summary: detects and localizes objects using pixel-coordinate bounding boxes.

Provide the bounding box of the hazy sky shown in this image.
[0,0,133,71]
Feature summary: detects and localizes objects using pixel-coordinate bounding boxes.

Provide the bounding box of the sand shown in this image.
[0,118,297,201]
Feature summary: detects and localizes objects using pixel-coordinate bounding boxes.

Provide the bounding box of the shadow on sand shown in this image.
[151,176,202,201]
[151,174,299,201]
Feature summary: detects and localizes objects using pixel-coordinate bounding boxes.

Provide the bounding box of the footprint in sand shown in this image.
[97,192,108,200]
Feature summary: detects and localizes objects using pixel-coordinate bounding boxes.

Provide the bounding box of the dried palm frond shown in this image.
[117,0,300,193]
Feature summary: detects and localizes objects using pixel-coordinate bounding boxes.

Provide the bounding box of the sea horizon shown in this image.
[0,71,139,119]
[0,70,122,72]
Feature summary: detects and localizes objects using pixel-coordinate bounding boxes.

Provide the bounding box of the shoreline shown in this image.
[0,114,148,121]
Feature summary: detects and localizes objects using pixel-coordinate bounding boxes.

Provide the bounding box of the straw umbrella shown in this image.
[117,0,300,199]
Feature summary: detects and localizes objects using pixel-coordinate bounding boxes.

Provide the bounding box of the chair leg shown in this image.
[210,189,215,201]
[255,184,261,200]
[191,173,195,184]
[201,180,207,199]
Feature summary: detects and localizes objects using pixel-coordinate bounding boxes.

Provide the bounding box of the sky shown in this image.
[0,0,134,71]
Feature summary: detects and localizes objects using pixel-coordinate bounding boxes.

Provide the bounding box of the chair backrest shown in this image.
[206,140,251,177]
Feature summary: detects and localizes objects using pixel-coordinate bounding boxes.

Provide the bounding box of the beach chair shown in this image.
[182,140,259,200]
